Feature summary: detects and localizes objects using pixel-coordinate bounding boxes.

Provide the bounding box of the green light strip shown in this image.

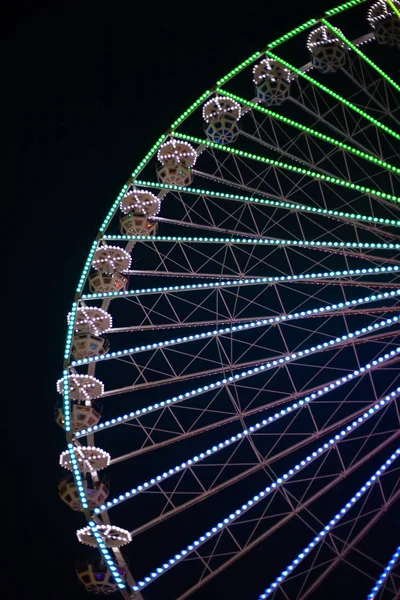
[102,233,399,251]
[170,91,212,130]
[172,132,400,203]
[321,19,400,93]
[325,0,367,16]
[134,179,400,228]
[267,19,318,50]
[81,265,399,301]
[386,0,400,18]
[216,89,400,175]
[98,136,166,234]
[217,52,264,87]
[76,241,99,294]
[265,50,400,142]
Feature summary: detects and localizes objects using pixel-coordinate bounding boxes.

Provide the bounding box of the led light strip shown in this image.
[73,317,399,438]
[76,241,99,294]
[99,93,211,235]
[265,50,400,141]
[65,444,126,589]
[71,290,400,367]
[366,545,400,599]
[102,233,400,250]
[324,0,367,16]
[64,302,78,361]
[62,370,72,431]
[170,91,211,130]
[386,0,400,18]
[131,391,399,592]
[173,132,400,203]
[87,520,126,589]
[214,90,400,176]
[81,265,399,301]
[257,447,400,599]
[134,179,400,227]
[98,136,166,235]
[321,18,400,93]
[93,351,400,513]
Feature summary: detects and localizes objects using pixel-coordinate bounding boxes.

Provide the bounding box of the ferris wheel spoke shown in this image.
[264,50,400,142]
[127,405,398,549]
[282,491,400,600]
[96,314,399,392]
[322,18,400,94]
[257,451,400,599]
[192,153,399,225]
[80,264,400,303]
[71,290,399,368]
[172,132,399,204]
[153,206,400,243]
[364,545,400,600]
[108,305,399,334]
[214,87,400,176]
[338,62,400,128]
[85,319,398,407]
[236,115,399,212]
[98,380,399,520]
[102,236,400,266]
[166,430,398,600]
[103,386,399,530]
[129,402,399,595]
[135,179,400,232]
[288,93,392,162]
[75,347,398,458]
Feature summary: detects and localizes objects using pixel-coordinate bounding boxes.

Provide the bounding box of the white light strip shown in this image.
[74,316,399,439]
[71,290,400,367]
[81,265,399,301]
[131,390,400,592]
[93,349,399,513]
[258,448,400,599]
[366,545,400,599]
[102,233,400,251]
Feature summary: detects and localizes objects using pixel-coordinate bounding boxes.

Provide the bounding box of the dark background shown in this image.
[6,1,397,599]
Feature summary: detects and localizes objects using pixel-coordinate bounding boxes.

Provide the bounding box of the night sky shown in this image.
[8,1,399,599]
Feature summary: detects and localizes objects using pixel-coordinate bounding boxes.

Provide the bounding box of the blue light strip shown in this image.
[81,265,399,301]
[366,545,400,599]
[71,290,400,367]
[93,354,399,513]
[62,370,72,432]
[66,445,126,589]
[67,443,89,510]
[102,233,400,251]
[74,315,399,439]
[87,520,126,589]
[257,448,400,599]
[131,392,400,592]
[75,316,399,438]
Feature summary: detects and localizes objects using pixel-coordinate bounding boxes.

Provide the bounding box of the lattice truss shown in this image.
[58,2,400,599]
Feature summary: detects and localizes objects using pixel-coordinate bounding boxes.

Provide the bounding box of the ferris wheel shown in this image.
[56,1,400,598]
